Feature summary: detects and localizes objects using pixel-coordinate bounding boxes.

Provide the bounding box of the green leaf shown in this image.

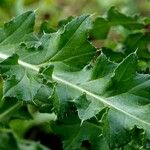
[101,47,125,63]
[0,11,150,150]
[0,54,41,101]
[52,53,150,148]
[0,98,32,124]
[112,53,137,83]
[91,53,115,79]
[16,15,96,70]
[0,13,97,124]
[0,11,35,56]
[107,7,143,30]
[91,7,144,39]
[0,54,54,124]
[124,33,150,59]
[123,31,150,74]
[51,109,108,150]
[91,17,110,39]
[74,94,93,121]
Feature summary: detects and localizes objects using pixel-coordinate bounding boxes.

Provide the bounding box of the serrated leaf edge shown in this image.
[0,52,150,128]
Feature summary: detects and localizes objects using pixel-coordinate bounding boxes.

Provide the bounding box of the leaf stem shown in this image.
[0,102,22,121]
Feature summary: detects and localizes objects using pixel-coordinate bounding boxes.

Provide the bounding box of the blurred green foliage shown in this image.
[0,0,150,28]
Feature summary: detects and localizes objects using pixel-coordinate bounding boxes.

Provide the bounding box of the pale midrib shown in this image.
[0,52,150,127]
[0,102,22,120]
